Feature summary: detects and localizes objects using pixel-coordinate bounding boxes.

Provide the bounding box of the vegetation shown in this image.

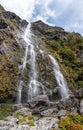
[58,114,83,130]
[0,104,12,120]
[40,30,83,90]
[28,115,34,120]
[27,121,35,126]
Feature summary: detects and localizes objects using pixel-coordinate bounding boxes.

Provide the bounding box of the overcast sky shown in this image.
[0,0,83,35]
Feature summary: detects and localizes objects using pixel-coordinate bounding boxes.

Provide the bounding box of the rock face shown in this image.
[0,5,28,102]
[0,5,83,103]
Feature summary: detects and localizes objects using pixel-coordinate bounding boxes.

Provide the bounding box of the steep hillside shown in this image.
[0,5,83,103]
[0,5,28,102]
[32,20,83,90]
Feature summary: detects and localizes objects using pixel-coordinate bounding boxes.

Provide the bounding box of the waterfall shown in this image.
[17,23,70,103]
[17,23,32,103]
[49,55,69,99]
[17,23,46,103]
[28,41,39,99]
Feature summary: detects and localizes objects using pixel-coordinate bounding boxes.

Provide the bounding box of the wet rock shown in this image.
[40,108,54,117]
[80,100,83,115]
[57,97,79,111]
[28,95,49,108]
[28,95,52,114]
[57,109,66,118]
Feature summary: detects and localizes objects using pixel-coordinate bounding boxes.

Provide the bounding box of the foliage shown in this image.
[59,114,83,130]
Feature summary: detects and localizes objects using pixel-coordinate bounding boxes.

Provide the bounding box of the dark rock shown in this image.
[0,47,5,55]
[0,19,8,29]
[28,95,52,114]
[57,96,79,111]
[21,20,28,28]
[75,88,83,98]
[31,20,64,37]
[2,11,21,20]
[1,11,28,29]
[28,95,49,108]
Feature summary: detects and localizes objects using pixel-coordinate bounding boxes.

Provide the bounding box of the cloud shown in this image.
[0,0,36,20]
[0,0,83,35]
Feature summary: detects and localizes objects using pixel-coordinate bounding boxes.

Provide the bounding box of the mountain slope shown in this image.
[32,20,83,90]
[0,5,28,102]
[0,5,83,102]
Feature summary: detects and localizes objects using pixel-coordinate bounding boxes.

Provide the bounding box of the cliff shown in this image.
[0,5,83,103]
[0,5,83,130]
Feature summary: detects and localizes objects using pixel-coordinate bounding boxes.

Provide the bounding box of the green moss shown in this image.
[58,46,77,64]
[28,121,35,126]
[28,115,34,120]
[18,117,27,124]
[78,81,83,88]
[69,114,83,125]
[13,112,26,118]
[59,114,83,130]
[0,104,12,120]
[0,54,18,101]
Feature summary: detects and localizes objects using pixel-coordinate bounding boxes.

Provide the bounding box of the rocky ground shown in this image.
[0,88,83,130]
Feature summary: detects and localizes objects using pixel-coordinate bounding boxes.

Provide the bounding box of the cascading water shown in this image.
[28,43,39,99]
[17,22,70,103]
[49,55,69,99]
[17,23,32,103]
[17,23,46,103]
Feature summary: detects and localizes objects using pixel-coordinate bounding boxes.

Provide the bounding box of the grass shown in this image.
[0,104,12,120]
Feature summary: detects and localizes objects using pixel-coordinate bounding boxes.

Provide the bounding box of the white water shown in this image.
[49,55,69,99]
[17,24,31,103]
[17,23,46,102]
[28,43,39,99]
[17,23,70,103]
[17,81,23,104]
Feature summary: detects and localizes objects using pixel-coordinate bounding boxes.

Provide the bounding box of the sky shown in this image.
[0,0,83,35]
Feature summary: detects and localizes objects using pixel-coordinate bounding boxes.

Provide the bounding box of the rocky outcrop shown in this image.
[28,95,53,114]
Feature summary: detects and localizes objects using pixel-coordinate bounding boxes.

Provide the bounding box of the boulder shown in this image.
[28,95,49,108]
[28,95,52,114]
[40,108,54,117]
[57,109,66,118]
[75,88,83,98]
[80,100,83,115]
